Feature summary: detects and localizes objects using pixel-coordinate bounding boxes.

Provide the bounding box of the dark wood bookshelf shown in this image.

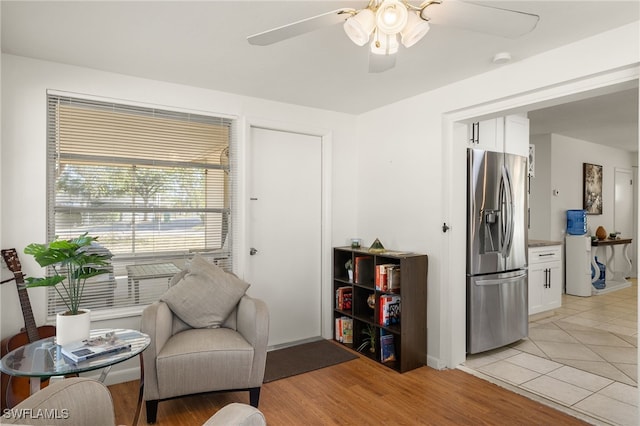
[333,247,428,373]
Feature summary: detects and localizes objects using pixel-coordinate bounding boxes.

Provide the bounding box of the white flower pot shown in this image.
[56,309,91,346]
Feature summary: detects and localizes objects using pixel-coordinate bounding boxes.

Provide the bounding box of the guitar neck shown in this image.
[1,249,42,344]
[15,274,40,343]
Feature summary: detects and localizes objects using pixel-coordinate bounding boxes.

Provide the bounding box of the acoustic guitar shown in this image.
[0,248,56,410]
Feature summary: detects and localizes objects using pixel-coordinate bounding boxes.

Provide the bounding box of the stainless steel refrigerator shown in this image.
[467,148,528,354]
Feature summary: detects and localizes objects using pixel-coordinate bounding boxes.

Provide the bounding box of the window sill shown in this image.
[47,305,147,324]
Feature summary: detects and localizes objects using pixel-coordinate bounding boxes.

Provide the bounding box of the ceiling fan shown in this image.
[247,0,540,73]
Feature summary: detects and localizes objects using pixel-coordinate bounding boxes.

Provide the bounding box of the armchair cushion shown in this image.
[161,254,250,328]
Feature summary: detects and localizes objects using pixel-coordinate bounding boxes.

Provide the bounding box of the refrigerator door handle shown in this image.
[500,165,514,258]
[475,272,527,286]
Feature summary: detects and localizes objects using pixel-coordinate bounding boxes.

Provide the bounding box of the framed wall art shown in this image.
[583,163,603,215]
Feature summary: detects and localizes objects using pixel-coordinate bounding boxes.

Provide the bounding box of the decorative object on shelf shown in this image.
[24,233,112,345]
[583,163,603,215]
[350,238,362,249]
[357,324,376,354]
[367,293,376,309]
[368,238,386,254]
[596,226,607,240]
[345,259,353,282]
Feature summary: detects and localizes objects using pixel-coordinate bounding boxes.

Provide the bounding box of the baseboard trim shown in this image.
[80,365,141,386]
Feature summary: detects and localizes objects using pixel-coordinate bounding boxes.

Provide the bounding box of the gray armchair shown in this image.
[141,294,269,424]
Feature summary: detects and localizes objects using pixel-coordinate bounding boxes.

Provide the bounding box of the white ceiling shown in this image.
[1,1,639,149]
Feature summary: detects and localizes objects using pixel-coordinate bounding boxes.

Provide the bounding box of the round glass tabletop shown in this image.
[0,328,150,378]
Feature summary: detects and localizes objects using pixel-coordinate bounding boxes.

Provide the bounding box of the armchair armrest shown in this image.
[140,301,174,400]
[6,378,115,425]
[236,295,269,387]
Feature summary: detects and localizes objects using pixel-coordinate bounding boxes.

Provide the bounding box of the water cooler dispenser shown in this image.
[565,210,592,296]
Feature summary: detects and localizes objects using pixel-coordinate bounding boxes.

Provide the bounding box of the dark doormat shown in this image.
[263,339,358,383]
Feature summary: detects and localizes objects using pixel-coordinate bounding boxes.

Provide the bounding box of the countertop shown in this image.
[528,239,562,248]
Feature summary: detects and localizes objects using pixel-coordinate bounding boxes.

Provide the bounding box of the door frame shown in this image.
[238,117,333,342]
[439,65,639,369]
[614,167,636,276]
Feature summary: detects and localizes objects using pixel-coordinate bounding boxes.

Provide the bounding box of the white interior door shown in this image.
[246,127,322,347]
[614,168,635,276]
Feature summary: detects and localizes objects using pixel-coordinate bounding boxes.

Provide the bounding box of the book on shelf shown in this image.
[61,334,131,364]
[354,256,374,285]
[379,294,401,326]
[342,317,353,344]
[334,316,353,344]
[376,263,400,292]
[386,265,401,293]
[380,331,396,363]
[336,286,352,310]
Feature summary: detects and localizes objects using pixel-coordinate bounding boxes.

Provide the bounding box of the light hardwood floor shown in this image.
[110,347,590,425]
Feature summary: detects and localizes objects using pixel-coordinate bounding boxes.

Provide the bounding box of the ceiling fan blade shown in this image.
[247,8,355,46]
[368,52,397,73]
[423,0,540,38]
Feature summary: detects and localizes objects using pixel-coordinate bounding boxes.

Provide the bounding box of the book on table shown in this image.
[61,334,131,363]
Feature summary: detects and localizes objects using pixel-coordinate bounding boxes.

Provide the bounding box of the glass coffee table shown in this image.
[0,328,150,425]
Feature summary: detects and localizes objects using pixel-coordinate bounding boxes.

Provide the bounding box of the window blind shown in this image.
[46,93,236,316]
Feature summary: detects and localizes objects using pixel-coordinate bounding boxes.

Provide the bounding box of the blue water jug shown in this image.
[566,210,587,235]
[591,256,606,289]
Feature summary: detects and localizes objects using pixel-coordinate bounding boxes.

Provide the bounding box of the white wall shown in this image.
[528,134,552,241]
[0,54,358,382]
[355,21,639,368]
[548,134,635,240]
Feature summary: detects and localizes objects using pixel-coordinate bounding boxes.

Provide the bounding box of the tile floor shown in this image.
[463,281,638,426]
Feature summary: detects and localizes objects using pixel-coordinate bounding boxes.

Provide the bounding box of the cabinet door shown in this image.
[528,264,544,315]
[468,118,503,152]
[542,263,562,310]
[504,114,530,157]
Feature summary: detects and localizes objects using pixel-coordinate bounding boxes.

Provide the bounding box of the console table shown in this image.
[0,328,150,425]
[591,238,633,295]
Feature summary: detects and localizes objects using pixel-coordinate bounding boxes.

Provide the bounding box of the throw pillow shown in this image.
[161,254,250,328]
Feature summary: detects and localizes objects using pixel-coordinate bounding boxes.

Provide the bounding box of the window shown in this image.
[46,93,236,316]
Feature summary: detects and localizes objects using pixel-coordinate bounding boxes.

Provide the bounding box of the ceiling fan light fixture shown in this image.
[344,8,375,46]
[370,32,399,56]
[400,11,430,48]
[375,0,408,35]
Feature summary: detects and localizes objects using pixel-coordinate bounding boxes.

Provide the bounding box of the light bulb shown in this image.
[382,6,400,26]
[375,0,408,35]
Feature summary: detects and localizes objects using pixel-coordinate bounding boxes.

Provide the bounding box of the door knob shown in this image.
[250,248,258,256]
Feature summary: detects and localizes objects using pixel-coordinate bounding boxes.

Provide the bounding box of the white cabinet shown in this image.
[504,114,530,157]
[528,245,563,315]
[565,235,592,297]
[469,114,529,157]
[468,118,503,152]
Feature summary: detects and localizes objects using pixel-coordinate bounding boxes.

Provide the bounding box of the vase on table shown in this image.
[56,309,91,346]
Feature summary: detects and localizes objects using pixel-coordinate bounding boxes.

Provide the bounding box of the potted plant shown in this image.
[345,259,353,282]
[24,233,112,345]
[356,324,376,354]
